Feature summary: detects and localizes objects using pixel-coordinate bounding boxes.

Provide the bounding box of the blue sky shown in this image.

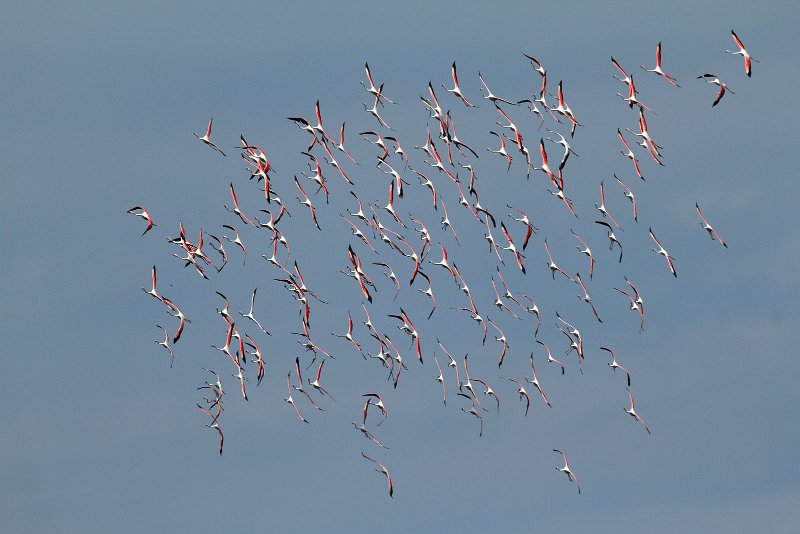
[3,2,799,533]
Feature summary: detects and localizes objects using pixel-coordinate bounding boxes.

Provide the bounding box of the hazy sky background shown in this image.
[3,2,799,533]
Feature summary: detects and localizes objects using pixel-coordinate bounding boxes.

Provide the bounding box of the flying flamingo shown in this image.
[244,334,266,385]
[472,378,501,415]
[526,354,552,407]
[142,265,164,303]
[429,243,457,282]
[726,30,757,77]
[224,183,256,227]
[649,227,677,277]
[364,87,392,129]
[698,74,734,107]
[545,238,575,282]
[695,203,728,248]
[127,206,156,236]
[487,316,509,367]
[458,393,484,436]
[361,63,395,104]
[361,452,394,498]
[155,324,174,367]
[416,271,437,319]
[641,42,680,86]
[478,72,518,106]
[285,373,309,424]
[571,230,595,279]
[221,224,246,264]
[625,391,651,434]
[294,176,321,230]
[495,268,524,310]
[575,272,602,323]
[504,377,531,416]
[506,204,538,250]
[204,420,224,456]
[194,117,226,156]
[595,220,623,263]
[614,174,638,222]
[239,288,270,335]
[308,359,335,400]
[487,131,513,172]
[443,61,477,107]
[545,129,579,171]
[332,122,358,164]
[353,398,387,447]
[611,56,633,86]
[553,449,581,494]
[600,346,632,387]
[332,312,365,356]
[491,278,520,319]
[595,180,623,229]
[500,222,526,274]
[162,296,189,344]
[536,339,565,375]
[618,129,645,180]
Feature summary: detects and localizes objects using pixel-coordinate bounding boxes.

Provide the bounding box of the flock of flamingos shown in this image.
[129,30,754,497]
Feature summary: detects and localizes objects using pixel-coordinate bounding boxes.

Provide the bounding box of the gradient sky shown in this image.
[3,2,800,533]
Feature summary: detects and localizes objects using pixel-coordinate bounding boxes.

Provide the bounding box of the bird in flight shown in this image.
[641,42,680,86]
[194,117,226,156]
[649,227,677,277]
[361,451,394,498]
[698,74,734,107]
[726,30,757,77]
[695,203,728,248]
[127,206,156,236]
[553,449,581,495]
